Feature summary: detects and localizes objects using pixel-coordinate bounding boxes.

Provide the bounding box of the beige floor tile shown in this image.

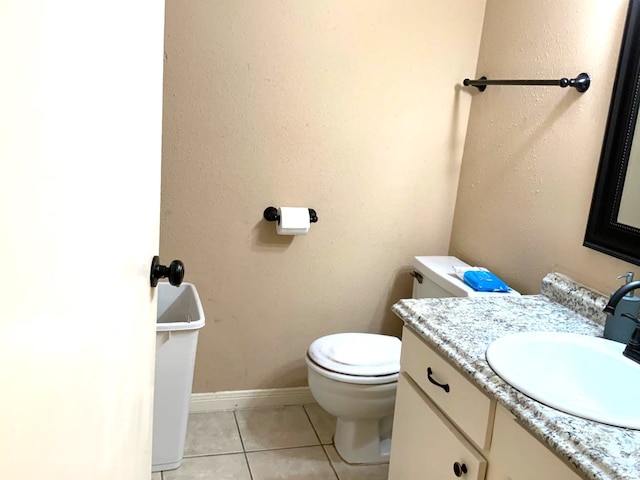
[163,454,251,480]
[304,403,336,445]
[184,411,243,457]
[324,446,389,480]
[151,473,161,480]
[236,405,320,451]
[247,446,338,480]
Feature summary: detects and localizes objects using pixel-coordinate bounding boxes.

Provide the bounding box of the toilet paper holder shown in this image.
[263,206,318,224]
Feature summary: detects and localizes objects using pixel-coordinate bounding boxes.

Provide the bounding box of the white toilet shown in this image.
[305,256,520,465]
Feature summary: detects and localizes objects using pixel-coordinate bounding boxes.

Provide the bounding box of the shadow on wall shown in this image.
[257,361,309,390]
[253,218,295,250]
[448,84,467,169]
[379,270,413,338]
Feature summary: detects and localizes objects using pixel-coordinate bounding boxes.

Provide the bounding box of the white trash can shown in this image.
[152,282,205,472]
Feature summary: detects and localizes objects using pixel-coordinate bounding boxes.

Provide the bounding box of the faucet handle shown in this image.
[617,272,635,282]
[623,324,640,364]
[621,312,639,323]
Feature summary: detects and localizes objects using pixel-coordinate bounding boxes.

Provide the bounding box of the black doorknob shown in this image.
[453,462,468,477]
[150,256,185,287]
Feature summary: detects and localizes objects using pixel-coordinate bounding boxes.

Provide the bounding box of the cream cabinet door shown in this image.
[389,373,487,480]
[490,406,583,480]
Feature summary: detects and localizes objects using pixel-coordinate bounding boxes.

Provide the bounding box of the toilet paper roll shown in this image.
[277,207,310,235]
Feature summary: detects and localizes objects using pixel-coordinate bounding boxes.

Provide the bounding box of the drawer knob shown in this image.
[427,367,450,393]
[453,461,468,477]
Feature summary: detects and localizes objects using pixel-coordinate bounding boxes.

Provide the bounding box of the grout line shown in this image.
[243,443,328,454]
[305,404,340,479]
[243,452,254,480]
[302,404,324,446]
[233,410,248,452]
[233,410,255,480]
[183,451,245,459]
[321,445,341,480]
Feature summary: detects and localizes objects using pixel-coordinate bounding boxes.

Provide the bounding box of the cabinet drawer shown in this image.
[400,326,494,450]
[389,373,487,480]
[490,405,582,480]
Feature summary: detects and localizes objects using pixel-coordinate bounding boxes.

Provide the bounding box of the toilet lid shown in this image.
[308,333,401,376]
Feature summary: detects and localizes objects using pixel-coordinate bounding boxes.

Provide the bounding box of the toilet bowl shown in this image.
[305,332,401,464]
[306,256,521,465]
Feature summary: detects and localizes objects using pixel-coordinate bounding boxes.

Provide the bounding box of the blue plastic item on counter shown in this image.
[463,270,511,292]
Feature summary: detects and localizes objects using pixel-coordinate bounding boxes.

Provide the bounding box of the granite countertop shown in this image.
[391,273,640,480]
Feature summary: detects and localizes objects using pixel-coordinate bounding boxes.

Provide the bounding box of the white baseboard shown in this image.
[189,387,315,413]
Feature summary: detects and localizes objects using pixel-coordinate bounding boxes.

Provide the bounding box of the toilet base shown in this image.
[334,414,393,464]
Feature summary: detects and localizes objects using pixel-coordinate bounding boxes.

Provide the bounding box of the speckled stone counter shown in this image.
[392,273,640,480]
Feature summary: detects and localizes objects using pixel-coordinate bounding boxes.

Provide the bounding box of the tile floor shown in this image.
[152,404,389,480]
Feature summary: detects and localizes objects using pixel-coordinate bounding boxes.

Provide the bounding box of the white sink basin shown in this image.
[486,332,640,429]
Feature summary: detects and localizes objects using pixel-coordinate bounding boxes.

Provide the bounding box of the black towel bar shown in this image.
[463,72,590,92]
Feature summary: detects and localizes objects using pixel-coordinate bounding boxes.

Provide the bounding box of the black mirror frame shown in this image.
[585,0,640,266]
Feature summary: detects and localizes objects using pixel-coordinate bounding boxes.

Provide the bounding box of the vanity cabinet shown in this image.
[389,326,584,480]
[389,373,487,479]
[399,323,494,450]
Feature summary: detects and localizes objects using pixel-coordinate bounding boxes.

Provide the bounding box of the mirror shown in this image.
[618,122,640,226]
[584,0,640,266]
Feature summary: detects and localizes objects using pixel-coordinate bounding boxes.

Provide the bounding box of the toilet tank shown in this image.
[412,256,520,299]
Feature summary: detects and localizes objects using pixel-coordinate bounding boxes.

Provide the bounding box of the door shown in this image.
[0,2,165,479]
[489,405,582,480]
[389,374,487,480]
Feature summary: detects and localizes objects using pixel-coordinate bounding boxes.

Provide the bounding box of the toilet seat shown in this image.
[307,333,401,380]
[306,355,399,385]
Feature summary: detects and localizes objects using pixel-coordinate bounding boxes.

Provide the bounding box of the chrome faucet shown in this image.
[603,280,640,364]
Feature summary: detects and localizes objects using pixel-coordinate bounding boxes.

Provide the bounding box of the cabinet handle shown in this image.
[427,367,450,393]
[453,461,468,477]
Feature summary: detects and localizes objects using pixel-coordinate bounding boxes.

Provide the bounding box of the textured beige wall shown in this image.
[450,0,639,296]
[161,1,486,392]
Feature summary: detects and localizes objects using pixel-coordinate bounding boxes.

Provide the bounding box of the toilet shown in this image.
[305,256,520,465]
